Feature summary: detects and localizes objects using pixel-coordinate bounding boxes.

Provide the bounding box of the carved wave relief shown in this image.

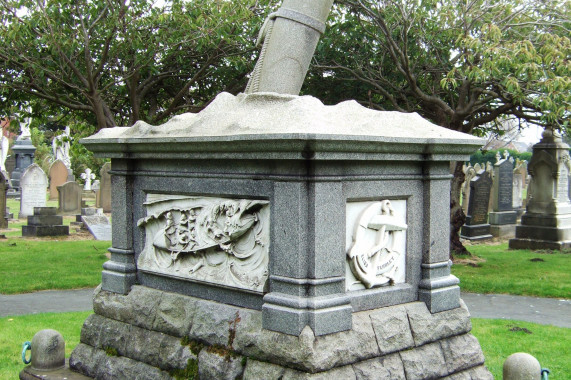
[137,194,270,292]
[346,200,407,291]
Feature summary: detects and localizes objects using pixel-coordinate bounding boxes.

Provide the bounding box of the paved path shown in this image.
[1,289,570,328]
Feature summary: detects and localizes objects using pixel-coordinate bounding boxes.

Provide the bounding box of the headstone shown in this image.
[57,181,82,216]
[0,171,7,228]
[10,111,36,191]
[461,168,493,240]
[19,164,47,218]
[489,151,517,237]
[0,135,8,172]
[81,213,111,241]
[5,155,15,176]
[69,92,491,379]
[22,207,69,236]
[98,162,111,213]
[510,128,571,250]
[48,160,69,200]
[513,159,527,217]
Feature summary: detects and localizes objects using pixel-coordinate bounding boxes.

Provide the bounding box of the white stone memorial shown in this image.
[20,164,48,217]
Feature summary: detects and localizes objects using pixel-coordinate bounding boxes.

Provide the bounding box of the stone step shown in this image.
[27,215,64,226]
[22,225,69,237]
[33,207,57,216]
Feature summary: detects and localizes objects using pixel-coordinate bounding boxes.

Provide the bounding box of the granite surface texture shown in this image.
[68,286,492,379]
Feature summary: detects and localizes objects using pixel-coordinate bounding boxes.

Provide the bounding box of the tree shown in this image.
[0,0,276,129]
[305,0,571,254]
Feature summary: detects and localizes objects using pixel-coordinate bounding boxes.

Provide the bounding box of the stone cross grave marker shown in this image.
[19,164,48,218]
[461,168,493,240]
[81,168,96,191]
[48,160,69,200]
[57,181,82,216]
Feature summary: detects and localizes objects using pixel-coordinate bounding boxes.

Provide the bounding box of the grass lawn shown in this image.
[452,243,570,298]
[0,238,109,294]
[0,313,567,379]
[473,318,571,379]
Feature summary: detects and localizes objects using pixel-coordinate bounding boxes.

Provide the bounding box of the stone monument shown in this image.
[57,181,82,216]
[0,170,7,228]
[19,164,48,218]
[22,207,69,237]
[512,158,527,217]
[97,162,111,213]
[80,168,96,191]
[510,128,571,250]
[460,166,493,240]
[0,134,8,173]
[48,160,69,200]
[461,163,477,214]
[10,112,37,191]
[46,2,492,379]
[489,151,517,237]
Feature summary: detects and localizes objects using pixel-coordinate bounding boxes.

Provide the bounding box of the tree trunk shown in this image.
[450,161,468,255]
[91,94,116,129]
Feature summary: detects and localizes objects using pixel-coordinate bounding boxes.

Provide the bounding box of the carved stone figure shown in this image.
[347,200,407,289]
[0,135,8,172]
[17,113,32,141]
[137,195,270,292]
[52,127,72,169]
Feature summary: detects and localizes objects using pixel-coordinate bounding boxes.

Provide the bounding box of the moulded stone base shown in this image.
[488,211,517,225]
[22,225,69,237]
[63,285,492,380]
[490,224,516,238]
[509,238,571,251]
[460,223,492,241]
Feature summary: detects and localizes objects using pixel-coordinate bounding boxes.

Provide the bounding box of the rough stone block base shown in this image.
[22,225,69,237]
[490,224,516,238]
[65,286,492,380]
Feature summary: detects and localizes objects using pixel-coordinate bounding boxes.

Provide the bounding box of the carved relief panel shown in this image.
[345,200,407,291]
[137,194,270,292]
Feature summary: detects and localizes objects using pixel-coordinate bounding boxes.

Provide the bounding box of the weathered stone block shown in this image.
[440,334,485,374]
[243,359,286,379]
[369,305,414,354]
[152,291,197,337]
[198,349,245,380]
[400,342,448,380]
[22,225,69,237]
[405,300,471,346]
[352,353,406,380]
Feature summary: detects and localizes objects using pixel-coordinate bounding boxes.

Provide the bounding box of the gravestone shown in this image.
[489,151,517,237]
[82,213,111,241]
[68,92,491,379]
[19,164,48,218]
[0,171,7,228]
[513,158,527,217]
[57,181,82,216]
[48,160,69,200]
[5,155,15,175]
[98,162,111,213]
[461,167,493,240]
[22,207,69,236]
[510,128,571,250]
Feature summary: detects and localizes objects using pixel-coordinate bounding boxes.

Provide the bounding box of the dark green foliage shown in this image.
[170,358,199,380]
[469,149,532,166]
[104,346,118,357]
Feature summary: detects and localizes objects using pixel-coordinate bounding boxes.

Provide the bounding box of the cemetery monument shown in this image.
[0,171,7,228]
[510,127,571,250]
[19,164,48,218]
[489,151,517,237]
[52,126,75,181]
[57,181,82,216]
[48,160,70,200]
[20,1,493,379]
[10,110,36,191]
[460,166,493,241]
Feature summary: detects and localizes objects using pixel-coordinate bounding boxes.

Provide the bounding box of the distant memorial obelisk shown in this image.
[10,109,36,192]
[510,127,571,250]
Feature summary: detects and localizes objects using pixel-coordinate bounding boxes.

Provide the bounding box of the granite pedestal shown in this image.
[22,207,69,237]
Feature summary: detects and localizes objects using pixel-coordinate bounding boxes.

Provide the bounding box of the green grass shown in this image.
[452,243,570,298]
[472,318,570,379]
[0,311,91,379]
[0,239,109,294]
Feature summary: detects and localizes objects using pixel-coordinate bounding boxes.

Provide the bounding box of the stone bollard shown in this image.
[503,352,541,380]
[28,329,65,371]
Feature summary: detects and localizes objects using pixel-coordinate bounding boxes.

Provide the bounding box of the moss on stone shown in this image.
[170,358,199,380]
[104,346,118,357]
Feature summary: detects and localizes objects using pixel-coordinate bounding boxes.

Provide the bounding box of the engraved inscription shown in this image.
[466,171,492,225]
[137,194,269,292]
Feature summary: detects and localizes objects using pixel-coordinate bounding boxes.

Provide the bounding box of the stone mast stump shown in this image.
[510,128,571,250]
[67,93,492,379]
